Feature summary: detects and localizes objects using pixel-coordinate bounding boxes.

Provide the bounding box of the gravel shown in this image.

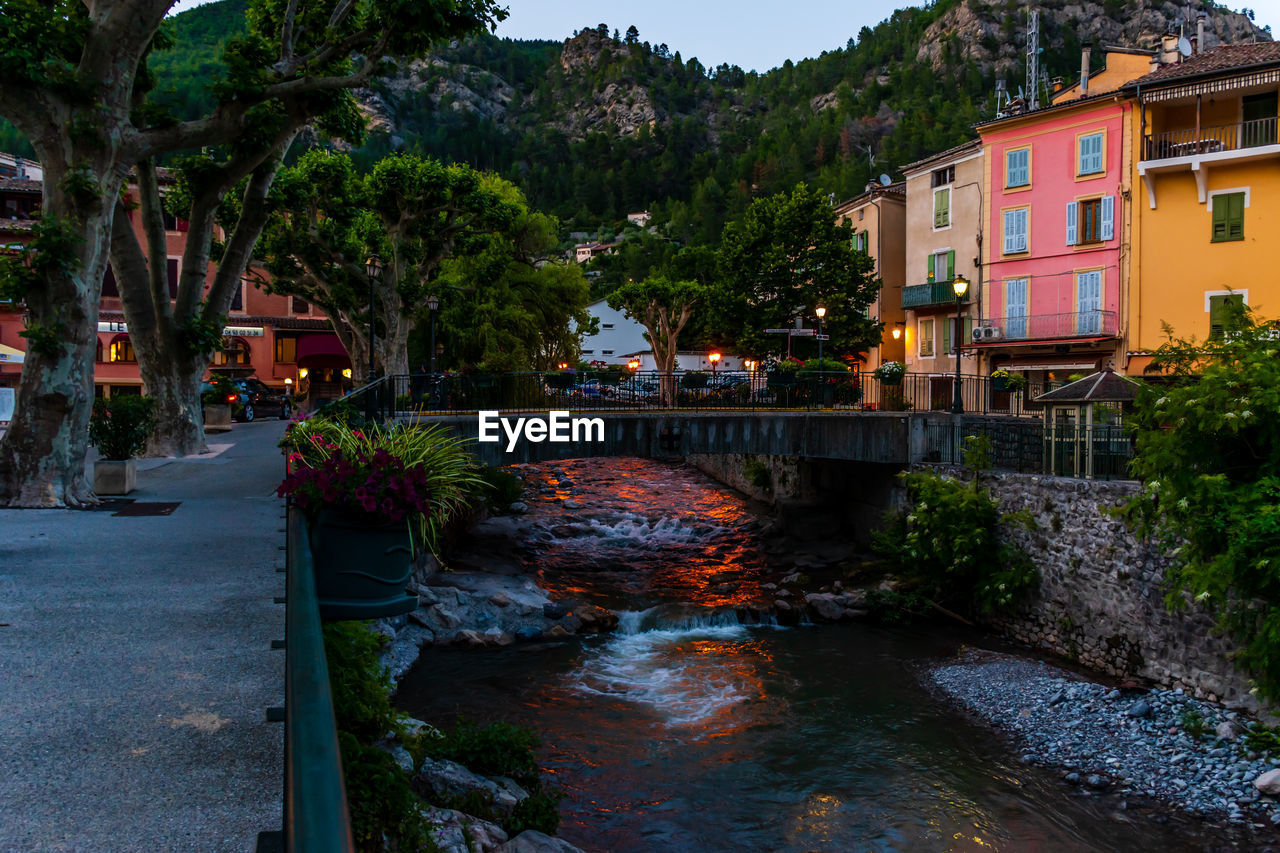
[928,650,1280,825]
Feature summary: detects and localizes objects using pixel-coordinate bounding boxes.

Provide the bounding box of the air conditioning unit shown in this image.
[971,327,985,343]
[982,326,1004,341]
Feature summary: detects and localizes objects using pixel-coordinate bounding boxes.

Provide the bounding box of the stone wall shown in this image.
[950,468,1261,715]
[685,453,810,504]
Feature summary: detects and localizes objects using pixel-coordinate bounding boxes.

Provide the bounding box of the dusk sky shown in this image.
[166,0,1280,73]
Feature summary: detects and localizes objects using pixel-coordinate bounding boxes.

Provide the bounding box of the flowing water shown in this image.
[398,458,1247,852]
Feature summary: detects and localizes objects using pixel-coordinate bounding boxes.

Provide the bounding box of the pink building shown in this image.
[975,52,1144,383]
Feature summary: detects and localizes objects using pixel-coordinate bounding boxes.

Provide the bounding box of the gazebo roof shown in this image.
[1033,368,1140,404]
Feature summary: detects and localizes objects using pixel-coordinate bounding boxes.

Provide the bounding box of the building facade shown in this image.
[578,299,651,366]
[1126,42,1280,373]
[834,182,906,371]
[901,140,984,408]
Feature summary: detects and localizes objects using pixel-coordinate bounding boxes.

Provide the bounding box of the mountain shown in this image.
[1,0,1268,242]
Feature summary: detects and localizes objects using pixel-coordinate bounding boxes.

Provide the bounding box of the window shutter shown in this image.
[1101,195,1114,241]
[1228,194,1245,240]
[946,251,955,280]
[1211,199,1229,241]
[1004,211,1016,253]
[1066,201,1078,245]
[1209,295,1226,338]
[1014,209,1028,252]
[934,189,949,227]
[943,315,952,354]
[927,253,935,280]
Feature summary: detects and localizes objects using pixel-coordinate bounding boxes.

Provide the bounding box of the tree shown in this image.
[715,184,880,361]
[0,0,505,505]
[607,277,707,405]
[1123,303,1280,699]
[625,25,640,44]
[260,150,522,379]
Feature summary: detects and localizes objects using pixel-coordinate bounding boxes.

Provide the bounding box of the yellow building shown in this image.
[833,182,906,370]
[1127,42,1280,374]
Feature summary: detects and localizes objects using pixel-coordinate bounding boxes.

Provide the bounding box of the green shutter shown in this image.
[946,251,955,280]
[927,253,935,280]
[1210,293,1245,338]
[1211,201,1228,241]
[1228,193,1245,240]
[943,315,952,353]
[963,316,973,343]
[934,189,949,227]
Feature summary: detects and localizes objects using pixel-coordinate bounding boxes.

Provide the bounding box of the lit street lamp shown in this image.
[815,306,827,369]
[426,293,440,374]
[709,351,721,385]
[951,274,970,415]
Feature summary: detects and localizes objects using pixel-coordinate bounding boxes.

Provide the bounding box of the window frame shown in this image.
[1076,131,1106,178]
[1210,190,1246,242]
[1004,146,1031,190]
[1002,206,1030,255]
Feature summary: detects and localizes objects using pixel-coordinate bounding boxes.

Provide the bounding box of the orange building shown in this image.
[834,182,907,370]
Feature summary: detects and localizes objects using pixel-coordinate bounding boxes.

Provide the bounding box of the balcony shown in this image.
[902,280,972,310]
[1138,116,1280,207]
[974,310,1118,343]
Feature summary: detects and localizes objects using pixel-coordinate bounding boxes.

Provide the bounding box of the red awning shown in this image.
[295,334,351,368]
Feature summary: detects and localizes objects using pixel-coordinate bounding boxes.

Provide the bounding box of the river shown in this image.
[397,458,1243,852]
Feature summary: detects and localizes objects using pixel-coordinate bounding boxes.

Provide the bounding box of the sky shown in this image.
[167,0,1280,74]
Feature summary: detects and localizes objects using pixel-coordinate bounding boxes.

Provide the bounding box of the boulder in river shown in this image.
[418,804,508,853]
[805,593,846,623]
[495,830,587,852]
[414,757,527,819]
[1255,769,1280,795]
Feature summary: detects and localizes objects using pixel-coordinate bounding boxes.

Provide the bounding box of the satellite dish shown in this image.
[878,174,892,186]
[1178,36,1193,57]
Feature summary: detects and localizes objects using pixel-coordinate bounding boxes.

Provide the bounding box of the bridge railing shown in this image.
[923,420,1135,479]
[331,371,1060,421]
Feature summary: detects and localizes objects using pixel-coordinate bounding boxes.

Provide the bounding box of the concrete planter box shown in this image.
[94,458,137,496]
[204,403,232,433]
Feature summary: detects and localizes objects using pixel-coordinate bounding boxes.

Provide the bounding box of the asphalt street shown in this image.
[0,421,288,852]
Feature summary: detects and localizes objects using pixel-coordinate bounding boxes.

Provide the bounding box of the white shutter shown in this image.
[1065,201,1078,245]
[1100,195,1114,240]
[1014,209,1028,252]
[1003,210,1016,254]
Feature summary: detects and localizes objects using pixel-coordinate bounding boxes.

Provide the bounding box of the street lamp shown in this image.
[951,274,970,415]
[364,255,383,382]
[709,351,721,384]
[891,323,903,340]
[815,306,827,369]
[426,294,440,374]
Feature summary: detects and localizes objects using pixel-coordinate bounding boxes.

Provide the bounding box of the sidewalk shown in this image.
[0,422,287,852]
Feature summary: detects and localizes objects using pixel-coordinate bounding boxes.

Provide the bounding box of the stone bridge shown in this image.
[408,410,1039,467]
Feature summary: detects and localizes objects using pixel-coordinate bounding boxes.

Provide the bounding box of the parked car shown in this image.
[232,377,292,421]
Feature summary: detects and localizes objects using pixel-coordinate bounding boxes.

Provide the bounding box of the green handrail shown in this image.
[285,507,355,853]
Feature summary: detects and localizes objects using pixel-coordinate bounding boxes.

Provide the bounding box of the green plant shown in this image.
[1179,705,1208,739]
[421,718,540,788]
[962,434,992,473]
[1244,724,1280,757]
[89,395,156,460]
[201,374,239,406]
[743,458,773,493]
[874,361,906,381]
[990,369,1027,392]
[797,357,849,373]
[476,466,524,510]
[340,733,441,853]
[680,370,708,388]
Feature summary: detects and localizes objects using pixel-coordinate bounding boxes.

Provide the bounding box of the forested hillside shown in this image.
[1,0,1268,245]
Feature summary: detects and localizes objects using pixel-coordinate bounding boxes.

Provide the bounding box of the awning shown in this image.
[1002,360,1099,371]
[0,343,24,364]
[295,334,350,369]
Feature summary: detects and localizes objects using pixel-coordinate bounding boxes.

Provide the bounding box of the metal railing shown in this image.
[924,421,1134,479]
[276,506,355,853]
[902,280,972,309]
[1142,116,1278,160]
[328,370,1068,422]
[978,310,1117,341]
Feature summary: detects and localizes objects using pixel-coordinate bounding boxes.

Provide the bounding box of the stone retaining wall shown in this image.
[950,468,1261,714]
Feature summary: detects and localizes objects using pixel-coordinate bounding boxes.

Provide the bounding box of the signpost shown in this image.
[764,327,821,358]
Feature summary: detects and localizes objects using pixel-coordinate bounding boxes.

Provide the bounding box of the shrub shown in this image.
[797,357,849,373]
[681,370,708,388]
[477,466,524,510]
[743,458,773,493]
[89,395,156,460]
[873,361,906,382]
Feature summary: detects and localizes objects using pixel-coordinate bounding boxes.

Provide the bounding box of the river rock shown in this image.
[483,626,514,646]
[1255,769,1280,795]
[495,830,585,852]
[562,499,583,509]
[414,758,523,819]
[543,602,568,619]
[572,602,619,632]
[1125,699,1153,718]
[805,592,846,623]
[1217,720,1242,741]
[508,501,529,514]
[419,805,508,853]
[544,624,571,638]
[774,599,792,611]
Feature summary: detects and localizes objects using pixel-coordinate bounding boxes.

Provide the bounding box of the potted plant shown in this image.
[202,375,238,432]
[873,360,906,386]
[991,369,1027,393]
[89,395,156,495]
[278,446,434,618]
[767,359,800,388]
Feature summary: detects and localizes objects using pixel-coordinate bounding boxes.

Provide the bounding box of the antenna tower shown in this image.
[1026,8,1040,112]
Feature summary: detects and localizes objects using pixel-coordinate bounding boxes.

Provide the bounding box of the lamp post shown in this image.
[709,351,721,387]
[426,294,439,374]
[815,306,826,369]
[951,274,970,415]
[364,255,383,383]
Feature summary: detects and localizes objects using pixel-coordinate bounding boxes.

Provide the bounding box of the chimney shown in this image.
[1161,34,1180,65]
[1197,12,1206,54]
[1080,47,1091,96]
[1051,76,1065,93]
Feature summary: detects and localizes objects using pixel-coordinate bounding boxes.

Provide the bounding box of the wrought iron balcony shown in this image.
[976,310,1118,343]
[902,280,972,310]
[1142,116,1278,161]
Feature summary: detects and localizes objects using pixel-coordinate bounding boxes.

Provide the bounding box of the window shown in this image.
[918,318,935,357]
[933,187,951,228]
[1209,293,1245,338]
[942,315,972,354]
[931,165,955,187]
[291,296,309,315]
[1078,132,1104,175]
[1006,148,1030,188]
[1076,270,1103,334]
[275,335,297,363]
[927,250,954,282]
[1005,279,1028,339]
[602,323,615,329]
[853,231,869,252]
[95,340,103,363]
[109,338,135,363]
[582,350,594,355]
[602,350,614,355]
[1211,192,1245,242]
[1067,196,1114,245]
[1003,208,1028,254]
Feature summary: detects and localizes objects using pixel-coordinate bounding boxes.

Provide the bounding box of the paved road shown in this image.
[0,422,287,852]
